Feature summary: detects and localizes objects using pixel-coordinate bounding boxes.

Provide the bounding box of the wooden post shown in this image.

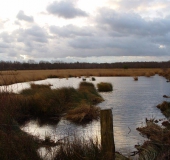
[100,109,115,160]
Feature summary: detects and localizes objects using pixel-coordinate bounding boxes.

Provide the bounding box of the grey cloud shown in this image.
[17,25,48,43]
[0,32,15,43]
[50,25,93,37]
[108,0,170,12]
[96,8,170,37]
[69,36,169,56]
[17,10,34,22]
[0,42,10,49]
[47,1,88,18]
[66,8,170,57]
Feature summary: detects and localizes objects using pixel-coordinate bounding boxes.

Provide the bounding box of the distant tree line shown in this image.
[0,60,170,70]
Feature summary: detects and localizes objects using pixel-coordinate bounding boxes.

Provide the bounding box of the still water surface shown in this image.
[2,75,170,156]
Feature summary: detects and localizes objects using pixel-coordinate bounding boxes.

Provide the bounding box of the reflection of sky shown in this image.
[7,76,170,155]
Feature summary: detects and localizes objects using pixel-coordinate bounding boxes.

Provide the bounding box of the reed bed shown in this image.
[0,68,168,85]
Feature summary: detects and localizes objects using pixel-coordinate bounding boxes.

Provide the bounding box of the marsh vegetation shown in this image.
[0,81,104,160]
[1,68,169,85]
[1,69,170,160]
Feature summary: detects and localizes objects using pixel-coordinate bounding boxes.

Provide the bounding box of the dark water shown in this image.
[5,75,170,157]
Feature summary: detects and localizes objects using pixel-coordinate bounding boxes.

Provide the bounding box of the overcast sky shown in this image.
[0,0,170,63]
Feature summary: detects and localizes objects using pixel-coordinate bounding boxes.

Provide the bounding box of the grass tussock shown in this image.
[92,77,96,81]
[15,82,103,123]
[133,76,138,81]
[65,104,100,123]
[54,137,129,160]
[78,82,104,104]
[156,101,170,117]
[97,82,113,92]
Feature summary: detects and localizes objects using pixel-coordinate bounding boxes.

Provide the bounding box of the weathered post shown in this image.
[100,109,115,160]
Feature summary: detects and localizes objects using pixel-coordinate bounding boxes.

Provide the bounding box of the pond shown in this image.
[1,75,170,157]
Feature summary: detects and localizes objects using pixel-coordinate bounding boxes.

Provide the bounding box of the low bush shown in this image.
[97,82,113,92]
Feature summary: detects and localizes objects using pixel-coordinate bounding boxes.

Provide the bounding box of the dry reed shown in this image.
[0,68,167,85]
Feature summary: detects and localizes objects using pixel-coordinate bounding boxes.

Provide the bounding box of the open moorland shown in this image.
[1,68,170,85]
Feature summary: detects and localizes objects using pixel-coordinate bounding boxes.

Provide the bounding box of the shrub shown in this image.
[97,82,113,92]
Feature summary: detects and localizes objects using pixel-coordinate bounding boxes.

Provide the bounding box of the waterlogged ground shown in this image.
[2,75,170,157]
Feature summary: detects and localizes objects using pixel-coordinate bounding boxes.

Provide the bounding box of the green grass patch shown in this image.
[97,82,113,92]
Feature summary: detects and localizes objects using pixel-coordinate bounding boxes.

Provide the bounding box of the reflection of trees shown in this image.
[0,60,170,70]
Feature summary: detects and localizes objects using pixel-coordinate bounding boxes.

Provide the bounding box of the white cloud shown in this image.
[159,45,166,49]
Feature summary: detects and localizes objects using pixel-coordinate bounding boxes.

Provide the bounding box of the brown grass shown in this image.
[157,101,170,117]
[0,68,168,85]
[65,104,100,123]
[136,120,170,160]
